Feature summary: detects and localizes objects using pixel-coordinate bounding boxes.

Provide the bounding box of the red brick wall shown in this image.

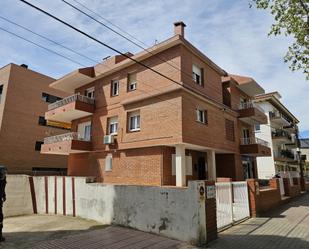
[283,178,301,198]
[205,181,217,242]
[247,178,281,217]
[68,146,163,186]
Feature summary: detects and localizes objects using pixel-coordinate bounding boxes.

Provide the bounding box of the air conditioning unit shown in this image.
[103,135,114,144]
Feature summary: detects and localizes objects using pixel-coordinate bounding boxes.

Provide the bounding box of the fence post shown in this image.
[229,182,234,223]
[204,181,217,243]
[247,179,259,217]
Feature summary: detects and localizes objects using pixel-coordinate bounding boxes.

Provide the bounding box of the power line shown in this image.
[62,0,192,79]
[0,15,99,65]
[19,0,228,111]
[0,25,185,139]
[0,26,86,67]
[19,0,184,88]
[70,0,152,49]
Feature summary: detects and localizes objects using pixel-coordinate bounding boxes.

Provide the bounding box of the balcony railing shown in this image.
[272,129,291,139]
[48,94,95,111]
[44,132,91,144]
[273,149,296,160]
[240,137,269,147]
[269,111,291,124]
[239,101,264,113]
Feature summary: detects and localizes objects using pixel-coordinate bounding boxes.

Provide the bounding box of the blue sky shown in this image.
[0,0,308,136]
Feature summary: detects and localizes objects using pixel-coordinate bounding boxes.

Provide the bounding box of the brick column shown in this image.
[283,178,291,196]
[269,178,279,189]
[205,181,217,243]
[300,177,306,191]
[247,179,259,217]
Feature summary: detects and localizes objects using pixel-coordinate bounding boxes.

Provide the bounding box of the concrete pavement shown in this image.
[208,193,309,249]
[2,215,194,249]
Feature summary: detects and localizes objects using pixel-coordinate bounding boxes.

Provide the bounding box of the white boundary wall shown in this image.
[3,175,33,217]
[4,175,209,245]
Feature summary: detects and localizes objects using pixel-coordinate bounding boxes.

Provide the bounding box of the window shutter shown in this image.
[205,110,208,124]
[201,68,204,87]
[196,109,200,121]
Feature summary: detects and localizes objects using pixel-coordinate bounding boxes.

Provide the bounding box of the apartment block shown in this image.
[41,22,271,186]
[0,63,68,174]
[300,139,309,177]
[254,92,299,179]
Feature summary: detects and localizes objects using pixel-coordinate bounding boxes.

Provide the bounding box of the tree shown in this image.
[250,0,309,79]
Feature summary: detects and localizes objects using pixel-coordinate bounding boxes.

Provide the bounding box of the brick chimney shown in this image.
[174,21,186,37]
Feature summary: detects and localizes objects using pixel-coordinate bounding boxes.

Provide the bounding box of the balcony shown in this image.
[45,94,95,123]
[272,129,292,143]
[41,132,92,155]
[274,149,297,162]
[240,137,271,157]
[238,102,267,125]
[269,111,291,127]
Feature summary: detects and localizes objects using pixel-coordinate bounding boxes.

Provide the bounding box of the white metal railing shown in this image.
[239,101,265,113]
[215,181,250,230]
[240,137,269,147]
[278,171,300,186]
[48,94,95,111]
[269,111,291,124]
[43,132,91,144]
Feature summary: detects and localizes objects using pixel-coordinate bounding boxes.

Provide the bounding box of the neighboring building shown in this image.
[0,63,68,175]
[254,92,299,179]
[41,22,271,186]
[300,139,309,177]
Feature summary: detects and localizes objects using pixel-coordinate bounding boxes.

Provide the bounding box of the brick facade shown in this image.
[41,23,269,185]
[0,64,67,174]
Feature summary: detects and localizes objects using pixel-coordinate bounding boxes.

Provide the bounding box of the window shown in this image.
[0,85,3,104]
[35,141,44,151]
[242,128,250,144]
[38,116,47,126]
[111,80,119,96]
[108,116,118,135]
[85,87,95,99]
[192,64,203,86]
[196,109,208,124]
[105,153,113,171]
[42,92,62,103]
[255,124,261,132]
[128,110,140,131]
[225,119,235,141]
[128,73,137,91]
[77,121,91,141]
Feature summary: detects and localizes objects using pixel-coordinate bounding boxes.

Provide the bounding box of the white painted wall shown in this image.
[3,175,33,217]
[4,175,209,245]
[255,102,276,179]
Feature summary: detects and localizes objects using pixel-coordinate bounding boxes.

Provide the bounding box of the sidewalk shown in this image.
[208,193,309,249]
[2,215,194,249]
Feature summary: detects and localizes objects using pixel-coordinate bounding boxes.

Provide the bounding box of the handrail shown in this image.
[239,101,265,113]
[240,137,269,147]
[48,94,95,111]
[43,132,91,144]
[272,129,291,139]
[269,111,291,124]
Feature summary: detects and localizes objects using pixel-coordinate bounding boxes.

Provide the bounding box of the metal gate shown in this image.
[215,181,250,230]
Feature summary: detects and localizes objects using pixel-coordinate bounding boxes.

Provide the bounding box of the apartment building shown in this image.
[300,139,309,177]
[0,63,68,174]
[41,22,271,186]
[254,92,299,179]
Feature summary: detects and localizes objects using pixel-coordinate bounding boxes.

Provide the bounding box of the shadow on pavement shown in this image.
[207,234,309,249]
